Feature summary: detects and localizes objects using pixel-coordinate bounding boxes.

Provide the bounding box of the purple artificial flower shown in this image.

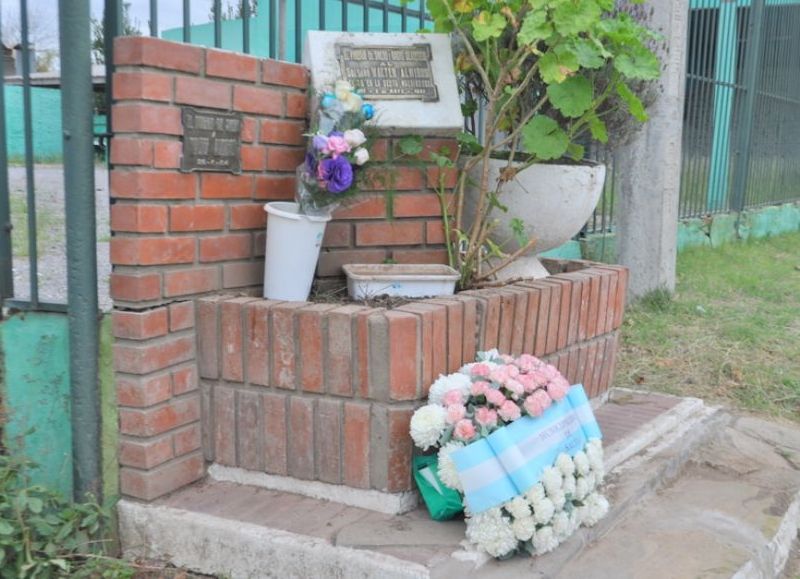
[304,152,317,174]
[328,130,344,138]
[312,134,328,151]
[320,156,354,194]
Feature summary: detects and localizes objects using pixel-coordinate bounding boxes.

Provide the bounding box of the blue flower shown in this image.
[321,93,336,109]
[361,103,374,120]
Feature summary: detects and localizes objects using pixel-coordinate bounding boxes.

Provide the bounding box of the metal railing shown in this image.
[680,0,800,219]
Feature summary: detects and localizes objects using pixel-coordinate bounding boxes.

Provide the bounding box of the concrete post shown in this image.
[615,0,688,299]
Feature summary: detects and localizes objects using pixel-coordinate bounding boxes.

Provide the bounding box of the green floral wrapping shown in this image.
[413,454,464,521]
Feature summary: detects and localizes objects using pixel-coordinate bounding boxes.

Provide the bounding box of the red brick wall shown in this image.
[199,261,627,494]
[111,36,308,500]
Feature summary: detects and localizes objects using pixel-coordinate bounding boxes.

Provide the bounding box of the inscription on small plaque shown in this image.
[336,44,439,102]
[181,108,242,173]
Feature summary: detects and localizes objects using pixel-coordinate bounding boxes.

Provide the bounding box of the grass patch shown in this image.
[10,196,64,258]
[616,232,800,421]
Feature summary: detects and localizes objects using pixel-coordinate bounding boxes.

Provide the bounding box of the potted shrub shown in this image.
[426,0,661,287]
[263,81,376,301]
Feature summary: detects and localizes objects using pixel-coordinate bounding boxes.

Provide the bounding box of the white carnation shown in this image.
[409,404,446,450]
[541,466,563,495]
[532,497,555,525]
[584,471,597,492]
[555,453,575,477]
[428,373,472,405]
[592,463,606,484]
[562,474,577,496]
[586,439,604,469]
[552,511,572,540]
[437,441,464,491]
[465,508,518,558]
[504,496,531,520]
[532,525,559,555]
[548,489,566,511]
[574,505,588,526]
[573,451,591,476]
[575,476,590,501]
[582,493,610,527]
[511,516,536,541]
[525,483,546,504]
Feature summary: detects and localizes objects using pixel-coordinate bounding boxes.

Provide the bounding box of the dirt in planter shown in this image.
[310,279,413,309]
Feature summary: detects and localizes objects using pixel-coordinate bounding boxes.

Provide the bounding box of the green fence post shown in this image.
[59,0,101,502]
[0,8,14,301]
[706,0,738,212]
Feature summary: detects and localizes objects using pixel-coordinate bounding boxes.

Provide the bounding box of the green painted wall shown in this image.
[0,312,72,497]
[4,86,63,161]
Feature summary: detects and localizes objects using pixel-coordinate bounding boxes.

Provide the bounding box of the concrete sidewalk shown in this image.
[119,390,800,578]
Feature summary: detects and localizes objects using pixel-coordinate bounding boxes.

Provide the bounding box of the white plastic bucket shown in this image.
[263,202,331,301]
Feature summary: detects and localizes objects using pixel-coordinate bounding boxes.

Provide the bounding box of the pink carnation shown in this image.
[471,380,490,397]
[524,388,552,417]
[547,376,570,401]
[530,369,550,388]
[498,400,522,422]
[443,389,463,406]
[471,363,491,377]
[507,365,520,379]
[541,364,561,381]
[518,374,538,393]
[516,354,542,373]
[323,135,351,157]
[446,403,467,424]
[454,419,476,441]
[485,388,507,407]
[489,365,511,385]
[505,379,524,399]
[475,407,498,428]
[499,354,515,364]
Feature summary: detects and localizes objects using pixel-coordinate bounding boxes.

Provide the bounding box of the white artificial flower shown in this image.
[548,489,566,511]
[477,348,501,362]
[511,516,536,541]
[344,129,367,148]
[555,453,575,477]
[593,463,606,485]
[437,441,464,491]
[504,496,531,520]
[353,147,369,166]
[551,511,572,540]
[586,439,604,468]
[584,471,597,492]
[575,476,590,501]
[582,493,610,526]
[342,91,363,113]
[334,80,353,100]
[525,483,546,504]
[428,372,472,405]
[465,508,518,558]
[541,466,563,495]
[532,497,555,525]
[573,451,591,476]
[532,525,560,555]
[563,473,577,496]
[409,404,446,450]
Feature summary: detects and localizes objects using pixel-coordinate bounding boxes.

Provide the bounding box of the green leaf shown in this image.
[614,44,661,80]
[457,131,483,155]
[522,115,570,161]
[567,143,586,161]
[616,81,648,121]
[397,135,424,156]
[27,497,43,514]
[571,37,607,69]
[472,11,507,42]
[547,75,593,118]
[588,115,609,143]
[552,0,602,36]
[539,45,579,85]
[0,521,13,535]
[518,9,551,45]
[510,218,528,247]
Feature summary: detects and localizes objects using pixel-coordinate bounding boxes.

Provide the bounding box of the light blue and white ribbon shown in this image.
[451,384,602,514]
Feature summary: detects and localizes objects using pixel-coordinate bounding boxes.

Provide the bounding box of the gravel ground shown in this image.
[9,164,111,311]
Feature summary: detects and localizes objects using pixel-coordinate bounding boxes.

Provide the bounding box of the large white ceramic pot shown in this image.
[465,160,606,279]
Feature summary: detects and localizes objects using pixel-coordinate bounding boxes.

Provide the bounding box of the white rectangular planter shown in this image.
[343,264,459,300]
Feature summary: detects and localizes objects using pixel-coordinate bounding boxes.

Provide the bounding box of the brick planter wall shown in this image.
[198,260,627,495]
[109,36,628,503]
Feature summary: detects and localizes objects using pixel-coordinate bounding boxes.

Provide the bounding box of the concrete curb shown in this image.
[118,500,430,579]
[208,463,419,515]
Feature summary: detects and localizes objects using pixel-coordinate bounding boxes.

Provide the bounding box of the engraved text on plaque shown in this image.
[181,107,242,173]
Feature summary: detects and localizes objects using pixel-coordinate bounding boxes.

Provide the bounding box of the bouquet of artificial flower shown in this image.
[410,350,609,559]
[296,80,375,215]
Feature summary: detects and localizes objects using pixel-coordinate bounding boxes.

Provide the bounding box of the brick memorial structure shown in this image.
[109,35,628,506]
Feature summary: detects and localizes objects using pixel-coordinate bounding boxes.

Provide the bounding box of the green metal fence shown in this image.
[681,0,800,218]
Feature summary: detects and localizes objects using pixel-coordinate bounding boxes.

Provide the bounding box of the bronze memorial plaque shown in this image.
[336,44,439,102]
[181,107,242,173]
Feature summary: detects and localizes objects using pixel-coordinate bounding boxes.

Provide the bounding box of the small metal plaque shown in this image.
[181,107,242,174]
[336,44,439,102]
